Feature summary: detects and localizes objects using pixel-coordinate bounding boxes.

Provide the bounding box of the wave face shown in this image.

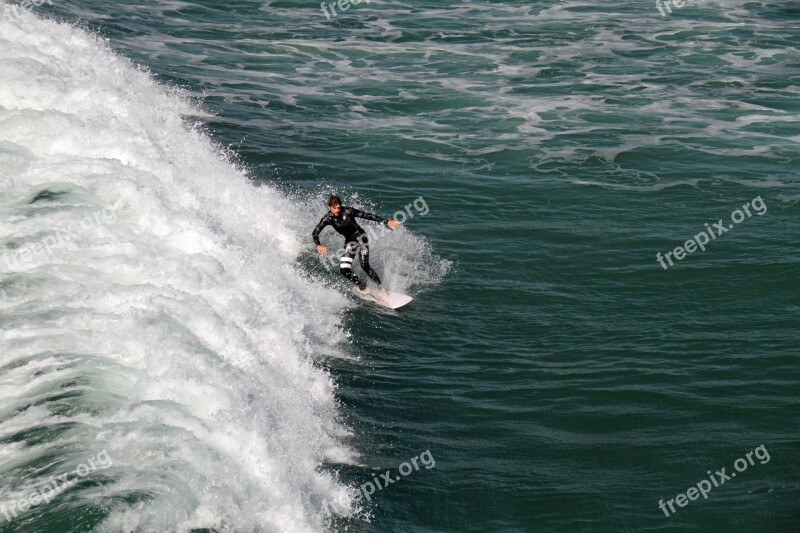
[0,7,364,531]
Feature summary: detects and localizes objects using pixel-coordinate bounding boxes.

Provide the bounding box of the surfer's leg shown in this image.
[357,236,382,286]
[340,241,365,289]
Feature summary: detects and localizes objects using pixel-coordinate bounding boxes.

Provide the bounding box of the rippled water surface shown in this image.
[1,0,798,531]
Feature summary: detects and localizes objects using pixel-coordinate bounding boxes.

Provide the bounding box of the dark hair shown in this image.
[328,195,342,207]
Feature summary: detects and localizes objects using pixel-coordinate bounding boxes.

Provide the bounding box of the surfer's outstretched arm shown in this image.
[351,208,402,228]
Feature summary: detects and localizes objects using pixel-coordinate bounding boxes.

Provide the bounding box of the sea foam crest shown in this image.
[0,6,357,531]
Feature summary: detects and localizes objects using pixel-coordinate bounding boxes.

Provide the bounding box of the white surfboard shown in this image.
[353,287,413,310]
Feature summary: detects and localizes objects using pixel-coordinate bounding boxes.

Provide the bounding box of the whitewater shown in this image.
[0,6,373,531]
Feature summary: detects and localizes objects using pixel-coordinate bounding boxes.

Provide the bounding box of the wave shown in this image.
[0,6,388,531]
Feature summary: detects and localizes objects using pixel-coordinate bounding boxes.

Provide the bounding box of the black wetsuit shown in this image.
[312,207,388,289]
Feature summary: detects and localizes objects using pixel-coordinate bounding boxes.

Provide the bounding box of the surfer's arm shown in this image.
[312,216,330,245]
[351,208,400,227]
[350,208,385,224]
[351,208,402,229]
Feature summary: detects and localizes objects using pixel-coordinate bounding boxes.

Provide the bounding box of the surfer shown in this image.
[313,195,401,292]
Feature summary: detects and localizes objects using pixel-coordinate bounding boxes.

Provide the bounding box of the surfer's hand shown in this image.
[316,245,328,255]
[387,220,401,229]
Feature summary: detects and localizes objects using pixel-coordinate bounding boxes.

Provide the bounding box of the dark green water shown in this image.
[1,0,799,531]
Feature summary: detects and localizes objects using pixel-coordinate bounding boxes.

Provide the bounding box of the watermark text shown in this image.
[658,445,770,517]
[0,450,113,523]
[656,196,766,270]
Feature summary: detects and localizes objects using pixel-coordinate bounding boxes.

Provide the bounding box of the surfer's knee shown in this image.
[358,246,370,264]
[339,256,356,279]
[340,256,354,270]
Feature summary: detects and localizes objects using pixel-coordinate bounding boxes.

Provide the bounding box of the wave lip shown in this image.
[0,8,356,531]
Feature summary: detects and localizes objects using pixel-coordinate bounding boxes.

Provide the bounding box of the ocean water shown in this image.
[0,0,798,531]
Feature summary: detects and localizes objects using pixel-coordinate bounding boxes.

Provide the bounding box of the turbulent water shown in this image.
[0,0,798,531]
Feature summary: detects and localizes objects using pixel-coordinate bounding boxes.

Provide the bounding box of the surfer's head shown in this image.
[328,195,342,216]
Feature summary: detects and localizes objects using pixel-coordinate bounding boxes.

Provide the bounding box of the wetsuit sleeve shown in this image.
[350,208,387,225]
[312,216,330,245]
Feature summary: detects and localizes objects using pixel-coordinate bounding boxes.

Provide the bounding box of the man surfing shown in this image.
[312,195,401,294]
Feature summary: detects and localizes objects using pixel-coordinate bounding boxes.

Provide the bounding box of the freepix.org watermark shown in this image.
[658,445,770,518]
[1,207,117,271]
[320,0,371,21]
[5,0,54,19]
[322,449,435,517]
[0,450,113,523]
[656,196,766,270]
[656,0,702,17]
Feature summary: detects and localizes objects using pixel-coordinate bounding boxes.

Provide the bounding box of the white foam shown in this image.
[0,7,366,530]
